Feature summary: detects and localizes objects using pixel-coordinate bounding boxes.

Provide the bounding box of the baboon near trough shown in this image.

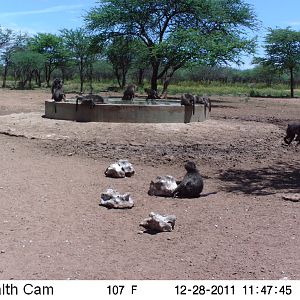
[172,161,204,198]
[122,84,136,101]
[284,123,300,145]
[145,88,161,100]
[51,78,65,102]
[76,94,104,110]
[195,95,212,112]
[181,93,195,114]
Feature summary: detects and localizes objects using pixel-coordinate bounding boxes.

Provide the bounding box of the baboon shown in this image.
[172,161,204,198]
[122,84,136,101]
[75,94,104,110]
[284,123,300,145]
[51,78,65,102]
[181,93,195,114]
[145,88,161,100]
[194,95,212,112]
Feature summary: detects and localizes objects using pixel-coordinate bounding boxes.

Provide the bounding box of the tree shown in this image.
[254,28,300,98]
[106,36,139,88]
[1,30,29,88]
[60,28,98,93]
[11,50,45,89]
[30,33,66,87]
[85,0,257,91]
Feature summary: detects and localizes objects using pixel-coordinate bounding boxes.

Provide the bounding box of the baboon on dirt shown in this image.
[172,161,204,198]
[284,123,300,145]
[145,88,161,100]
[122,84,136,100]
[51,78,65,102]
[181,93,195,114]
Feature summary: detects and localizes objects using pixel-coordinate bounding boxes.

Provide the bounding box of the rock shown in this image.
[104,160,135,178]
[282,193,300,202]
[105,163,125,178]
[117,159,135,177]
[100,189,134,209]
[140,212,176,232]
[148,175,177,197]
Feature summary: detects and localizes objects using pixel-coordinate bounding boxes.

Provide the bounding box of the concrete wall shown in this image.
[44,100,210,123]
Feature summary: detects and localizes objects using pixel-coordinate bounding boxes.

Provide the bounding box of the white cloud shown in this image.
[0,5,84,18]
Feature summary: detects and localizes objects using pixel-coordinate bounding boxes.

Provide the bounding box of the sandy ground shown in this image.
[0,89,299,280]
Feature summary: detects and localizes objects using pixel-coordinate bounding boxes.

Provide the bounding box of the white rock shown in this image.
[104,163,126,178]
[100,188,134,209]
[140,212,176,232]
[104,160,135,178]
[148,175,177,197]
[117,159,135,177]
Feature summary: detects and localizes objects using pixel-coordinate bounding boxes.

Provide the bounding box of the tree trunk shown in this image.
[138,68,144,86]
[79,59,84,93]
[45,65,51,87]
[290,67,294,98]
[150,63,159,91]
[161,77,171,98]
[121,68,126,89]
[2,64,8,88]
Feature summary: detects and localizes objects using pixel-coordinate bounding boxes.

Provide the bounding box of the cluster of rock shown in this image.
[100,159,177,233]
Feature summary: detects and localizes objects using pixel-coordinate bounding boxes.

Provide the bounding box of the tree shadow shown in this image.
[219,162,300,195]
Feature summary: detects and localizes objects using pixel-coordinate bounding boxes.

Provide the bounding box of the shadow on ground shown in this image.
[219,162,300,195]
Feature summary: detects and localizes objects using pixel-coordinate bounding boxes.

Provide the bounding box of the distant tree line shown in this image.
[1,1,300,97]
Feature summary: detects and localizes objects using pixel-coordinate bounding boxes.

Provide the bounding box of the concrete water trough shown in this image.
[44,98,210,123]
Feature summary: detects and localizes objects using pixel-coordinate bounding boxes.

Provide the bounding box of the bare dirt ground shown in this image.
[0,89,299,280]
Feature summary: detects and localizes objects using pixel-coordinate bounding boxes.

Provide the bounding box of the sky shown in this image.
[1,0,300,68]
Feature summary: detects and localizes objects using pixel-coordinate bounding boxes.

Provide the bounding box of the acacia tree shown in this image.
[1,31,29,88]
[255,28,300,98]
[85,0,257,91]
[60,28,98,93]
[11,50,45,89]
[106,36,140,88]
[30,33,66,86]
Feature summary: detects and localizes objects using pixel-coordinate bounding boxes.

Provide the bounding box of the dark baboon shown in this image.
[172,161,204,198]
[284,123,300,145]
[51,78,65,102]
[145,88,161,100]
[122,84,136,100]
[195,95,211,112]
[181,93,195,114]
[76,94,104,110]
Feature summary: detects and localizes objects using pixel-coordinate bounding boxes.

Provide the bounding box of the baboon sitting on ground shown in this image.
[122,84,136,101]
[284,123,300,145]
[172,161,204,198]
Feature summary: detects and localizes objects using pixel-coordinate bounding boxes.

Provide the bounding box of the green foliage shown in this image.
[0,27,13,48]
[11,50,45,88]
[254,27,300,97]
[0,29,29,87]
[85,0,258,89]
[60,28,98,92]
[29,33,67,86]
[106,36,142,87]
[263,28,300,70]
